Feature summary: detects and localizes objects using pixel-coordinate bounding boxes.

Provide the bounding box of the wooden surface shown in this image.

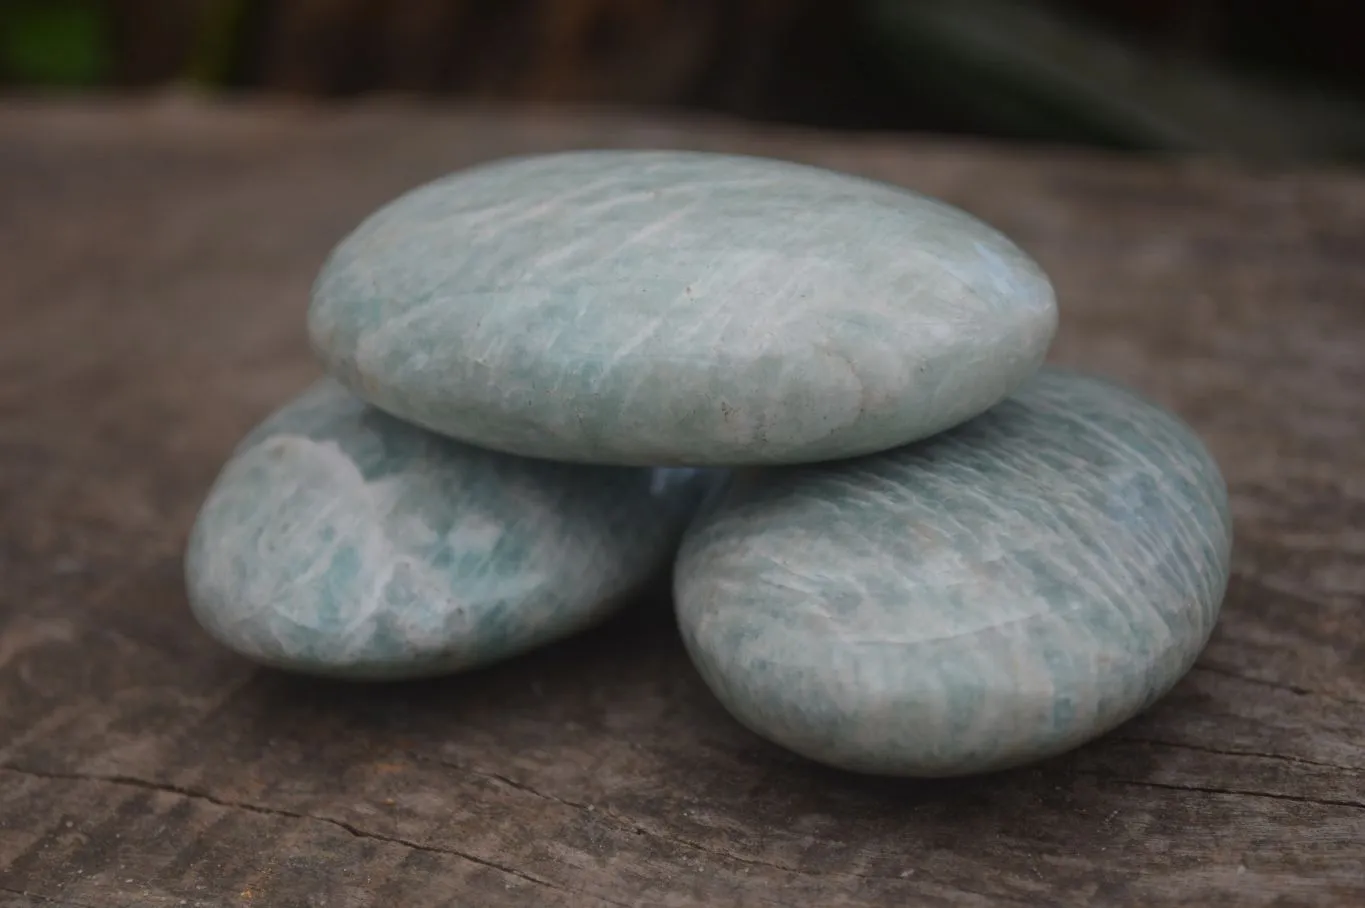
[0,98,1362,908]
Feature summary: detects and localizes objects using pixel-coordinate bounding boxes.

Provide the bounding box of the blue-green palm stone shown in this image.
[308,150,1057,466]
[185,380,711,679]
[674,368,1232,777]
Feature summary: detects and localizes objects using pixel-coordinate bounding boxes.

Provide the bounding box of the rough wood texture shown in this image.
[0,98,1362,908]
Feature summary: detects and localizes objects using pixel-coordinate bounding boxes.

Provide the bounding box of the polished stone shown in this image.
[185,380,711,679]
[309,150,1057,466]
[674,368,1232,777]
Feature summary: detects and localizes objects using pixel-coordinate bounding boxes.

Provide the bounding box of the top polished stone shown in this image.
[309,150,1057,466]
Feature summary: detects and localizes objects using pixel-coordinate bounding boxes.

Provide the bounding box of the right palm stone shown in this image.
[674,367,1232,777]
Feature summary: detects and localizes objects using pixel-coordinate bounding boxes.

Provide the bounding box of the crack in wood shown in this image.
[4,758,961,899]
[426,755,1030,897]
[425,755,596,812]
[429,756,861,877]
[1193,663,1365,708]
[0,765,631,908]
[1080,772,1365,810]
[1110,735,1363,772]
[0,885,97,908]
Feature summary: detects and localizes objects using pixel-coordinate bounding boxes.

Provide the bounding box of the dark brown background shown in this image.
[94,1,1365,105]
[4,0,1365,160]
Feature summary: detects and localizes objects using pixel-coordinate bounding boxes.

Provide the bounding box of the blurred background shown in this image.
[2,0,1363,164]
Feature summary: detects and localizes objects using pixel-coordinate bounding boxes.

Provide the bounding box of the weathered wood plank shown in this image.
[0,98,1362,907]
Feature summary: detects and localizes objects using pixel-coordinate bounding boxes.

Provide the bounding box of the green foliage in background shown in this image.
[0,0,249,87]
[184,0,250,87]
[0,1,109,86]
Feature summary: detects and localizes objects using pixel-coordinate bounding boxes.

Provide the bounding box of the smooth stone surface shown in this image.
[674,368,1233,777]
[309,149,1058,466]
[185,379,712,680]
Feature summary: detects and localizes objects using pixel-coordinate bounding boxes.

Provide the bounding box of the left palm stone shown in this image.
[185,379,710,679]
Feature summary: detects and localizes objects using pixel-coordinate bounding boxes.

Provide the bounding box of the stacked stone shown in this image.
[185,151,1232,777]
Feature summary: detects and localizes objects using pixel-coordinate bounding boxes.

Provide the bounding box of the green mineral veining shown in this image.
[675,368,1232,777]
[308,150,1057,466]
[186,380,713,680]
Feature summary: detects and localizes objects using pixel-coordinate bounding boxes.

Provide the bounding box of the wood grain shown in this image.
[0,97,1362,907]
